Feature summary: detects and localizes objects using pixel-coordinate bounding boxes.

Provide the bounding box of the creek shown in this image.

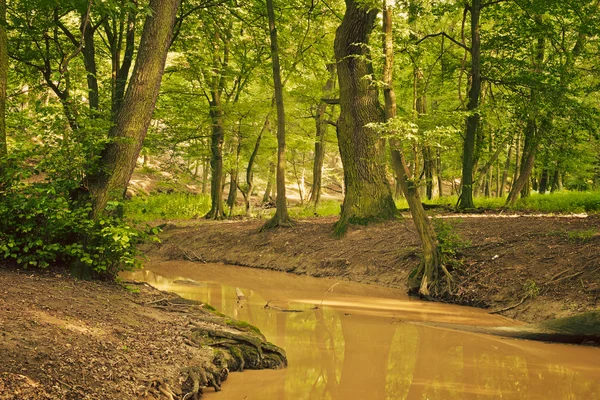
[127,261,600,400]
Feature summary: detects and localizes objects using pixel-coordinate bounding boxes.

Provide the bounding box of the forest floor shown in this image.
[145,213,600,324]
[0,267,286,400]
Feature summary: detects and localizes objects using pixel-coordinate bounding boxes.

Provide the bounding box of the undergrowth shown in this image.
[125,193,211,221]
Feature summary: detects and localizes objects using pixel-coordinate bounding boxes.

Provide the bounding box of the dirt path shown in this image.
[0,267,286,399]
[145,214,600,323]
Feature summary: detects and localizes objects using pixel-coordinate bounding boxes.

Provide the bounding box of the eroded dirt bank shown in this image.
[145,215,600,323]
[0,267,286,400]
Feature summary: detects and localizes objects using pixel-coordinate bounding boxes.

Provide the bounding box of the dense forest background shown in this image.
[0,0,599,290]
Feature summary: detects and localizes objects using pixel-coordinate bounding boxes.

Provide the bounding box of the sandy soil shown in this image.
[0,267,286,399]
[144,214,600,324]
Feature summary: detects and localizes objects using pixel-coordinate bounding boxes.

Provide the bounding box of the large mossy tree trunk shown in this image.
[0,0,7,160]
[87,0,180,218]
[457,0,481,211]
[383,1,448,297]
[262,0,292,230]
[333,0,395,236]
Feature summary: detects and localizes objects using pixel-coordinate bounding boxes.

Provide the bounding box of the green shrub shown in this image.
[0,182,148,279]
[432,218,470,264]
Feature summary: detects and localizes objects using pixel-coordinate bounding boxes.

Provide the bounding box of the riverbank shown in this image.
[144,214,600,323]
[0,267,286,399]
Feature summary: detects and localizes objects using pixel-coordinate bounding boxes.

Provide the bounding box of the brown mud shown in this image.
[145,214,600,324]
[0,267,286,400]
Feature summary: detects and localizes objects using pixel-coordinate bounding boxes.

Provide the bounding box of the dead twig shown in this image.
[264,300,305,313]
[318,283,340,308]
[490,295,529,314]
[547,271,584,286]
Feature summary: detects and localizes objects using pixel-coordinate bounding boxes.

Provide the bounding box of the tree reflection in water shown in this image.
[127,264,600,400]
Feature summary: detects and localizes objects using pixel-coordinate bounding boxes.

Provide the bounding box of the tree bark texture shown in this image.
[333,0,395,234]
[87,0,180,218]
[262,0,291,229]
[457,0,481,210]
[205,97,226,219]
[0,0,7,158]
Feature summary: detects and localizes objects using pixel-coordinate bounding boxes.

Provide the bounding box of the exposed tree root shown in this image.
[131,286,287,399]
[259,214,294,232]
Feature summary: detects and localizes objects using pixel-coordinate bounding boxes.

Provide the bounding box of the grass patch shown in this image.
[397,191,600,213]
[566,229,598,243]
[515,191,600,213]
[288,200,342,219]
[125,193,211,221]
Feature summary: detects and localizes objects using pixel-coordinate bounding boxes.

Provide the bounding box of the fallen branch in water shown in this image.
[316,283,340,309]
[264,300,306,313]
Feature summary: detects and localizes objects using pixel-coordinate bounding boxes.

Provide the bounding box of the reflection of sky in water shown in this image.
[125,262,600,400]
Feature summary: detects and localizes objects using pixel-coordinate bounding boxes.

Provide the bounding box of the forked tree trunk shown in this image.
[240,116,268,216]
[0,0,7,160]
[457,0,482,210]
[87,0,180,218]
[262,0,292,230]
[507,22,546,206]
[333,0,395,235]
[309,63,336,208]
[383,1,448,297]
[507,120,537,205]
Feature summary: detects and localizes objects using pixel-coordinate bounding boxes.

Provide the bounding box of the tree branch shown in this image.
[416,32,471,53]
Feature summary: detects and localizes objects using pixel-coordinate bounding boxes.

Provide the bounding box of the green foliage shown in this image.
[125,193,211,221]
[0,180,144,278]
[523,279,540,299]
[515,191,600,213]
[566,229,597,243]
[432,218,470,263]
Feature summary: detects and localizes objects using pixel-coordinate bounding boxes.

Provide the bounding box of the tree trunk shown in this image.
[227,130,242,215]
[539,167,549,194]
[240,116,268,216]
[333,0,395,235]
[81,12,99,111]
[383,1,447,297]
[457,0,482,210]
[507,120,537,205]
[111,6,137,116]
[309,63,336,208]
[262,160,275,204]
[205,98,226,219]
[500,143,512,197]
[262,0,292,230]
[550,165,561,193]
[506,23,545,206]
[201,157,209,194]
[86,0,180,218]
[0,0,7,159]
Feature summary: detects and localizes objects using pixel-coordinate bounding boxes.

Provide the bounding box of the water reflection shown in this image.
[125,262,600,400]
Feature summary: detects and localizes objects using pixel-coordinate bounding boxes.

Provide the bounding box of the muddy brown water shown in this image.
[126,261,600,400]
